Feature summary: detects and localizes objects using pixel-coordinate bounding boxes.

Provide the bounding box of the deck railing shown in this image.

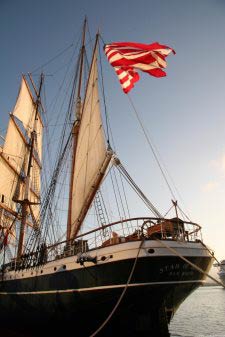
[47,217,202,262]
[2,217,202,271]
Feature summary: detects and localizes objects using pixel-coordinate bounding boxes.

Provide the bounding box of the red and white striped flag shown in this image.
[104,41,175,94]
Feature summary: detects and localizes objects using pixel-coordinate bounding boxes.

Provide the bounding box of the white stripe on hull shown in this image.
[0,279,204,296]
[1,240,211,281]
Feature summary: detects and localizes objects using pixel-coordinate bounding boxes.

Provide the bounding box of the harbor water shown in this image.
[170,286,225,337]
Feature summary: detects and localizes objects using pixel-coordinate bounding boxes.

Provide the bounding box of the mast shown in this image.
[66,18,87,241]
[67,32,113,241]
[17,74,44,259]
[77,17,87,101]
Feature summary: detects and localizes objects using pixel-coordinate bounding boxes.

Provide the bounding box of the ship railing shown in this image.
[47,217,202,262]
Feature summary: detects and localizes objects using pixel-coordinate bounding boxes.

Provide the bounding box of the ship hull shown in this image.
[0,240,213,336]
[0,282,200,337]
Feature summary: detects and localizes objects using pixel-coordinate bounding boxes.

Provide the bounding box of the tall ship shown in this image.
[0,21,214,336]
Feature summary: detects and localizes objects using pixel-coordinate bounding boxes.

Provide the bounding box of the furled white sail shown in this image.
[69,45,112,239]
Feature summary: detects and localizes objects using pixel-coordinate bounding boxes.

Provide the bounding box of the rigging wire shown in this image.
[112,166,128,220]
[146,134,192,221]
[98,41,110,145]
[94,201,102,228]
[27,22,89,252]
[116,162,162,218]
[96,37,118,152]
[41,136,72,243]
[25,33,84,253]
[127,93,177,201]
[46,51,79,115]
[99,33,106,46]
[36,34,88,248]
[177,204,191,222]
[163,204,174,218]
[118,169,131,220]
[30,23,83,74]
[31,43,75,74]
[86,19,94,51]
[109,170,123,221]
[127,94,192,221]
[46,53,79,146]
[110,166,132,237]
[98,189,110,225]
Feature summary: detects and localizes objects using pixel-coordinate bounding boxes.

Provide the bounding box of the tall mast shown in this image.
[77,17,87,100]
[17,74,44,259]
[66,18,87,241]
[67,33,113,240]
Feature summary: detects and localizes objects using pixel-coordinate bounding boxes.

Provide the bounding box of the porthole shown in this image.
[101,256,106,261]
[63,265,66,270]
[40,270,43,274]
[148,248,155,254]
[54,267,57,271]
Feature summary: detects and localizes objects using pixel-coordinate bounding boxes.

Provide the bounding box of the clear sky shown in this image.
[0,0,225,270]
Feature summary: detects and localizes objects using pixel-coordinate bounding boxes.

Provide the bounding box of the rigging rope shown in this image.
[156,239,225,288]
[116,162,162,218]
[177,204,191,222]
[127,94,177,201]
[127,94,193,221]
[30,22,83,74]
[89,238,145,337]
[31,41,83,250]
[94,190,109,233]
[99,41,110,145]
[109,170,123,221]
[31,43,75,74]
[118,169,131,220]
[25,18,93,255]
[112,166,129,221]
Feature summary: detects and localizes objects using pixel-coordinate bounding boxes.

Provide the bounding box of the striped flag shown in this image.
[104,41,175,94]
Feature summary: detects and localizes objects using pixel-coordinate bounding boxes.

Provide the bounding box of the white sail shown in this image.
[0,154,20,212]
[13,77,35,128]
[13,77,43,161]
[0,117,28,208]
[3,117,28,174]
[69,44,112,239]
[0,77,43,228]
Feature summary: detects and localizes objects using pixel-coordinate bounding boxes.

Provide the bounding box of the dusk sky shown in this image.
[0,0,225,271]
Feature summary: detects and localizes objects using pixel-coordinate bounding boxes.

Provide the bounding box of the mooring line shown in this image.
[156,239,225,289]
[89,238,145,337]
